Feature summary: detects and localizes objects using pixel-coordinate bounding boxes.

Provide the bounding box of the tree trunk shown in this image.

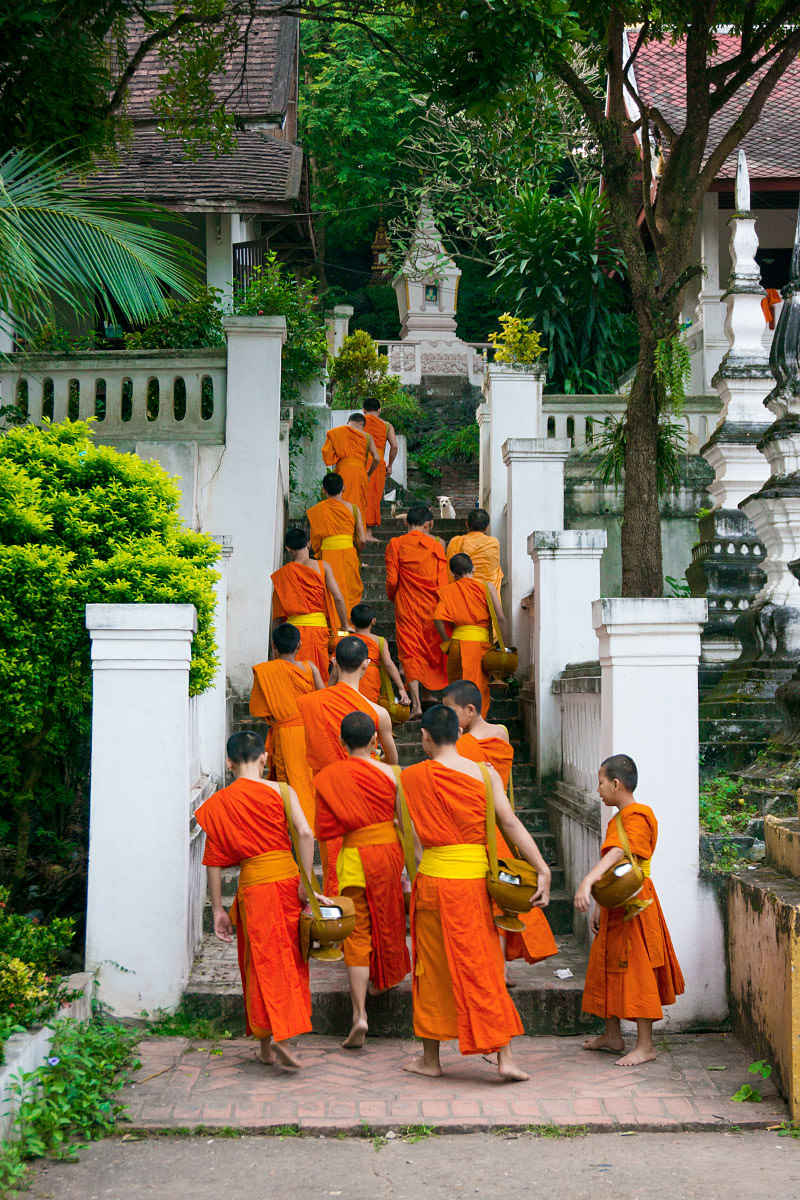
[621,334,663,597]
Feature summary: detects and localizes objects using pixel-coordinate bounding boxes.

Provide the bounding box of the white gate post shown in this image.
[531,529,606,787]
[482,364,545,545]
[196,535,232,787]
[85,603,197,1017]
[502,437,571,672]
[592,597,728,1027]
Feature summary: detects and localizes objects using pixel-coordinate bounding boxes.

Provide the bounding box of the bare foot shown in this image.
[408,708,423,720]
[363,534,379,543]
[505,976,518,989]
[342,1020,368,1049]
[272,1041,302,1070]
[616,1046,657,1067]
[256,1046,276,1065]
[582,1033,626,1054]
[498,1062,530,1083]
[402,1054,443,1078]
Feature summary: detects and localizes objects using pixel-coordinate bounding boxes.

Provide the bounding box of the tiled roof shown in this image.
[120,10,295,121]
[631,32,800,183]
[86,129,303,210]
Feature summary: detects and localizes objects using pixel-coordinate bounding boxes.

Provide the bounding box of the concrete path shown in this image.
[29,1130,800,1200]
[119,1032,785,1134]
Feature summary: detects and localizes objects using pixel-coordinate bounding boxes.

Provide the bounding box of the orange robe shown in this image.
[385,530,448,691]
[296,682,379,893]
[321,424,370,519]
[363,413,387,527]
[402,759,524,1055]
[307,497,362,620]
[250,659,316,827]
[196,778,311,1042]
[446,531,504,592]
[271,560,335,683]
[331,630,382,703]
[457,733,557,966]
[582,803,685,1021]
[315,758,410,990]
[434,577,492,715]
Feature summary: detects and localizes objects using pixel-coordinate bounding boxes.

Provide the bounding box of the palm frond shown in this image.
[0,149,202,334]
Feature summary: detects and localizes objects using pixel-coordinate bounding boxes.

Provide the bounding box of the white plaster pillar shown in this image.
[476,400,491,510]
[483,365,546,543]
[196,536,232,787]
[325,304,354,358]
[85,603,197,1016]
[696,191,726,391]
[200,316,286,696]
[205,212,234,303]
[531,530,606,787]
[592,597,728,1027]
[502,437,570,671]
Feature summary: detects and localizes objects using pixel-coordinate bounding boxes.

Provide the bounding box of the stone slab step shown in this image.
[185,933,592,1037]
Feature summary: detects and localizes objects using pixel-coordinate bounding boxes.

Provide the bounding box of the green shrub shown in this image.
[411,423,479,480]
[0,888,73,970]
[123,287,225,349]
[699,774,758,833]
[233,253,328,405]
[329,329,421,434]
[0,422,219,902]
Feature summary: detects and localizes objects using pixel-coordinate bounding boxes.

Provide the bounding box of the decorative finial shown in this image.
[735,149,750,214]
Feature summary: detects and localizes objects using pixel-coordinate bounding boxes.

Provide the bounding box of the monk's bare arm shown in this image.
[385,542,398,600]
[366,434,380,473]
[208,867,234,942]
[354,505,366,549]
[308,662,325,690]
[376,707,398,764]
[493,777,551,907]
[322,561,349,629]
[289,788,329,904]
[433,618,449,645]
[386,423,398,471]
[574,846,625,913]
[381,641,410,702]
[487,583,508,643]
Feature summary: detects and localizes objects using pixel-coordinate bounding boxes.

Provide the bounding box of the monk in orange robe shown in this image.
[362,397,398,534]
[321,412,380,528]
[196,731,319,1070]
[446,508,504,592]
[401,705,552,1081]
[271,526,348,683]
[307,473,364,619]
[575,753,685,1067]
[298,636,398,893]
[329,602,409,708]
[315,710,411,1048]
[249,624,324,828]
[443,680,558,969]
[385,506,448,718]
[434,553,506,717]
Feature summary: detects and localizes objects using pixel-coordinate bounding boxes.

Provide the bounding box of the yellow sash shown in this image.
[287,611,327,627]
[337,847,366,890]
[321,535,354,551]
[343,821,398,847]
[451,624,490,642]
[640,858,651,878]
[238,850,298,889]
[419,844,488,879]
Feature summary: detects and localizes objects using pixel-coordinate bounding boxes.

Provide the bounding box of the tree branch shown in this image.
[706,1,800,83]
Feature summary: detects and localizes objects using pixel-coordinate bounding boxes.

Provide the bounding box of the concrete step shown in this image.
[184,932,593,1037]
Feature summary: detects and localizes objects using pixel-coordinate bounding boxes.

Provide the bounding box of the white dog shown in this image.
[437,495,457,519]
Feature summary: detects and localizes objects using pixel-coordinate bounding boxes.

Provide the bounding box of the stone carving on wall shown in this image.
[419,352,469,376]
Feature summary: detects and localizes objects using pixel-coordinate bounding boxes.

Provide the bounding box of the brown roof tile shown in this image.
[86,129,303,210]
[630,32,800,183]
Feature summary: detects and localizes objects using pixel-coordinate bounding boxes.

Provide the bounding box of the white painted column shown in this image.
[592,597,727,1027]
[201,316,286,696]
[205,213,234,304]
[531,530,606,787]
[696,191,726,392]
[483,365,545,543]
[502,437,570,671]
[477,400,491,510]
[85,603,197,1017]
[196,536,232,787]
[325,304,354,357]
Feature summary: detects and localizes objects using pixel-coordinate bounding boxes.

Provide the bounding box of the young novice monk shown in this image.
[249,623,324,827]
[443,680,557,970]
[401,705,551,1082]
[271,526,348,683]
[196,731,323,1071]
[574,754,685,1067]
[314,711,411,1049]
[330,603,410,708]
[434,553,506,717]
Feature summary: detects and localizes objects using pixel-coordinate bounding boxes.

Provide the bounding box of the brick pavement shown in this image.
[120,1032,787,1135]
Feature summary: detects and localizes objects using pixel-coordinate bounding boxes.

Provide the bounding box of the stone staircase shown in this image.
[185,506,593,1036]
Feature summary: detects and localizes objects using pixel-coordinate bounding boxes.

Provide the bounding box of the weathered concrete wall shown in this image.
[726,866,800,1116]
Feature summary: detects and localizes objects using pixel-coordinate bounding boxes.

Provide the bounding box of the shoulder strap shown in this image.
[480,763,500,880]
[279,783,322,917]
[391,765,416,882]
[376,636,394,705]
[484,584,506,652]
[498,724,515,811]
[614,812,639,866]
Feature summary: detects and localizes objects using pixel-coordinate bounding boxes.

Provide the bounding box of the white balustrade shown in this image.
[559,683,601,797]
[541,394,720,454]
